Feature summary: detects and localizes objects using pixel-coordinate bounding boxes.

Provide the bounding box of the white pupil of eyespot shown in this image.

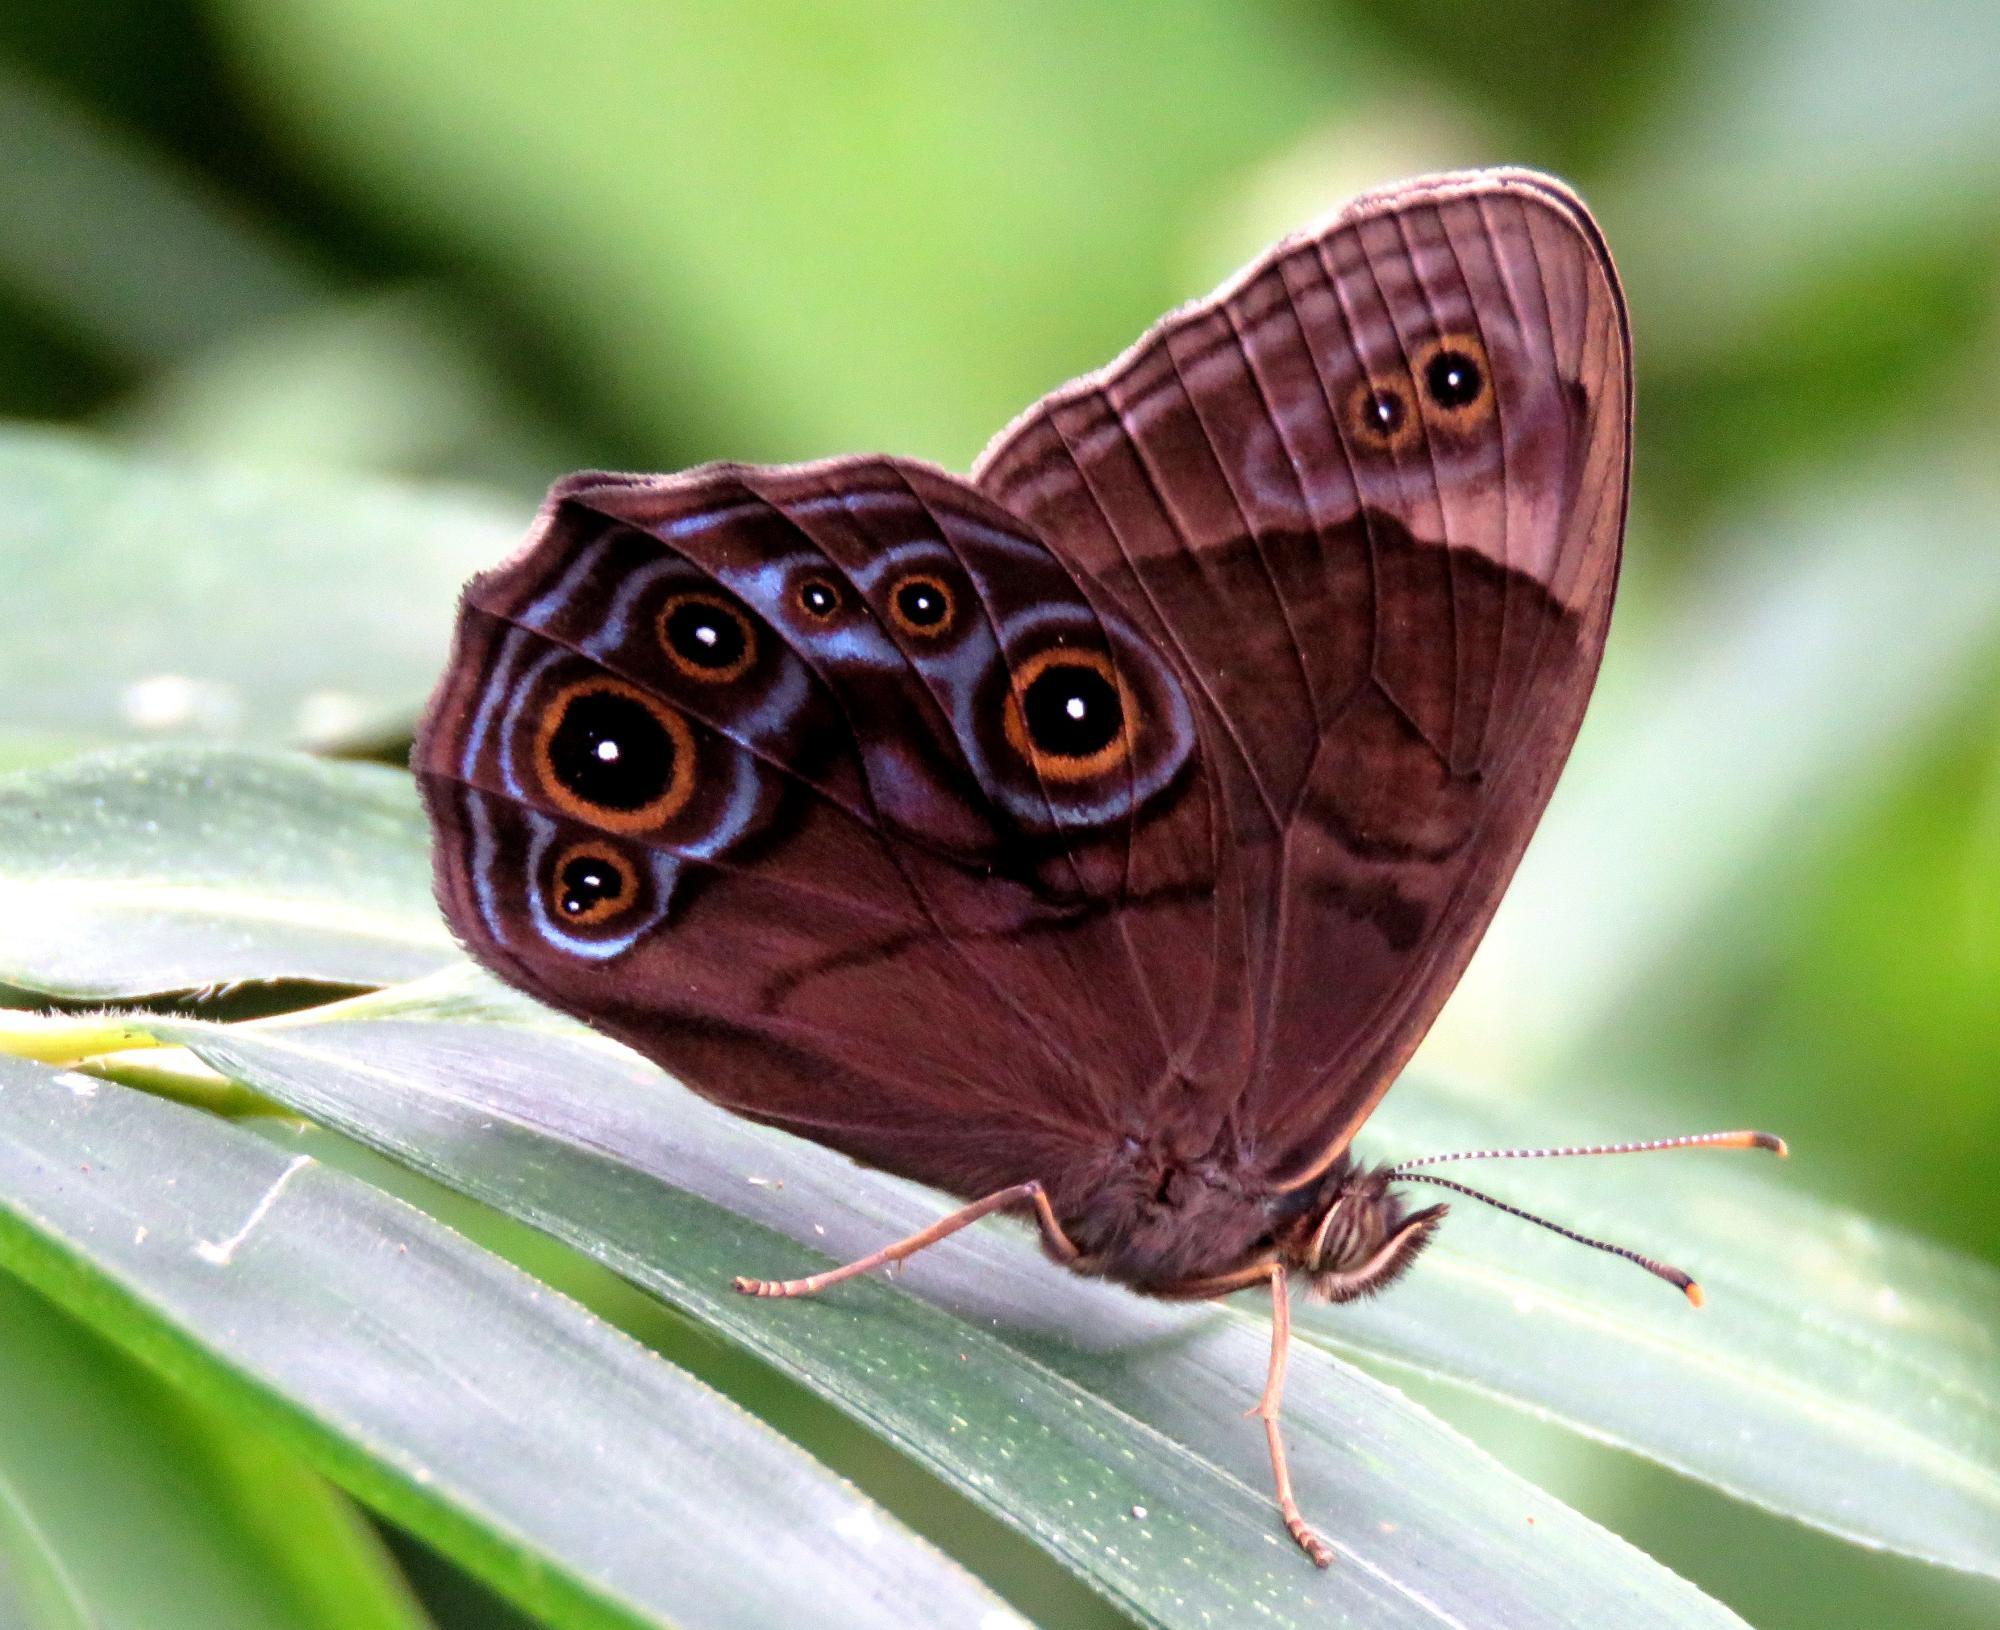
[1066,696,1087,720]
[696,624,718,646]
[595,739,620,762]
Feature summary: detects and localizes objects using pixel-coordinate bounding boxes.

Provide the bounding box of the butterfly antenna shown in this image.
[1390,1129,1787,1170]
[1388,1170,1709,1305]
[1384,1133,1785,1305]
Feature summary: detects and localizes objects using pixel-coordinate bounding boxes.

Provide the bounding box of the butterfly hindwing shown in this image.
[416,455,1205,1192]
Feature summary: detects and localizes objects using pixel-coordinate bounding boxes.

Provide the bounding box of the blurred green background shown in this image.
[1,1,1995,1627]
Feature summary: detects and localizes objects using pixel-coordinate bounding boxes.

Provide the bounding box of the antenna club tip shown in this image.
[1763,1133,1790,1159]
[1684,1281,1706,1309]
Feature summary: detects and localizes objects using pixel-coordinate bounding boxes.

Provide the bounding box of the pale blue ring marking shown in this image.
[520,531,615,629]
[522,807,679,959]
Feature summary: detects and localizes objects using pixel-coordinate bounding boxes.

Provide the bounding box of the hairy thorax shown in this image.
[1049,1138,1445,1301]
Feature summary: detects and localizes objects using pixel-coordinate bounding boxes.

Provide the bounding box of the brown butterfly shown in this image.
[416,168,1783,1565]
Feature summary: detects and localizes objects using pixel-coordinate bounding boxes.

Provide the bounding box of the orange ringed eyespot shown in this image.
[531,676,696,831]
[887,571,956,638]
[1002,648,1137,782]
[549,842,639,926]
[795,575,843,620]
[658,590,756,683]
[1346,378,1416,450]
[1413,331,1493,428]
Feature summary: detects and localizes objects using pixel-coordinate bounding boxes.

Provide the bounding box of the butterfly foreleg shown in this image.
[731,1179,1079,1299]
[1253,1263,1335,1568]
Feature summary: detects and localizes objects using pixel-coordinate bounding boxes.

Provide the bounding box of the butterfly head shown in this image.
[1278,1160,1447,1304]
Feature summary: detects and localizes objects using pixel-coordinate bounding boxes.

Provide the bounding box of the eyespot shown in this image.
[887,571,956,638]
[1002,648,1135,782]
[1414,333,1493,428]
[549,842,639,926]
[532,676,696,831]
[658,590,756,684]
[795,575,842,621]
[1348,379,1415,450]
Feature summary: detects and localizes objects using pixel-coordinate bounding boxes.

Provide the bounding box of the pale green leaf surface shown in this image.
[0,426,511,756]
[161,1014,1748,1630]
[0,748,452,998]
[1337,1087,2000,1579]
[0,1053,1019,1630]
[0,1273,429,1630]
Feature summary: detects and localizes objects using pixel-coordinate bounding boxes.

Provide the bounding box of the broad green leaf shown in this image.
[0,748,452,998]
[0,1054,1018,1630]
[0,426,511,756]
[157,1013,1748,1630]
[1335,1085,2000,1580]
[0,1467,92,1630]
[0,1273,428,1630]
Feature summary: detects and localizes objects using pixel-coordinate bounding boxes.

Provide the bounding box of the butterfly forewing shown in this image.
[975,170,1630,1182]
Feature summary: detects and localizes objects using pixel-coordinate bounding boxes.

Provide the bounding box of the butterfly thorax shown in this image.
[1057,1145,1445,1300]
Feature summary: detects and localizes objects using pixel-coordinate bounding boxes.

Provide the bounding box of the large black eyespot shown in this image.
[658,591,755,683]
[533,677,695,830]
[550,842,638,926]
[1004,649,1135,781]
[795,575,842,620]
[1423,348,1483,411]
[888,571,956,638]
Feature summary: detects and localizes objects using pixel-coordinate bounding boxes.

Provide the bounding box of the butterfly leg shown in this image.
[1253,1263,1334,1568]
[732,1180,1079,1298]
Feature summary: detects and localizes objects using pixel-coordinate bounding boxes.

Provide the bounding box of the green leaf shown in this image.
[1332,1085,2000,1580]
[0,1053,1018,1630]
[0,1273,429,1630]
[156,1012,1748,1629]
[0,748,453,998]
[0,426,512,757]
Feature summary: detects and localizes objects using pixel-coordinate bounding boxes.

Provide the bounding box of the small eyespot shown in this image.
[795,575,842,620]
[1349,380,1412,448]
[1414,333,1494,429]
[1423,348,1482,410]
[550,842,638,926]
[1003,648,1135,782]
[658,591,756,684]
[532,677,696,831]
[888,571,956,638]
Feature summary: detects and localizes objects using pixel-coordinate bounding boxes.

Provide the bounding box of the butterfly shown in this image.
[415,168,1782,1565]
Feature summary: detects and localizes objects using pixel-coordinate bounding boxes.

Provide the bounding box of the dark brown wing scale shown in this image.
[976,170,1629,1199]
[416,168,1631,1298]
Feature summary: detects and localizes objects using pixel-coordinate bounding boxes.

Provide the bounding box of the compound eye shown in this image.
[1003,648,1135,782]
[658,590,756,683]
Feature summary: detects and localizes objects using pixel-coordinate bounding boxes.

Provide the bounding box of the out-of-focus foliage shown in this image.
[0,2,1996,1628]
